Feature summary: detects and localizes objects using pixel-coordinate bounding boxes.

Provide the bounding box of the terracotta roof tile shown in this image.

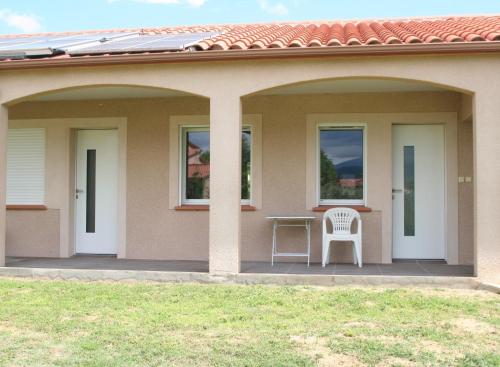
[326,23,345,46]
[383,21,422,43]
[369,21,401,44]
[187,16,499,50]
[357,22,382,45]
[308,24,329,46]
[399,21,443,43]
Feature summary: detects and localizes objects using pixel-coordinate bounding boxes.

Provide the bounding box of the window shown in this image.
[241,130,252,201]
[183,128,210,202]
[6,128,46,205]
[181,127,252,204]
[319,126,365,205]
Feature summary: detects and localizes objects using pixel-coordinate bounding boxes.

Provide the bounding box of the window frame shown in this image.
[179,125,253,205]
[316,122,367,206]
[180,125,210,205]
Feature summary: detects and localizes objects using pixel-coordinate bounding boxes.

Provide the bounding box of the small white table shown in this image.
[266,215,316,266]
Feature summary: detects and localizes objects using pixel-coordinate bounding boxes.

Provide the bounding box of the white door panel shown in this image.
[75,130,118,254]
[392,125,445,259]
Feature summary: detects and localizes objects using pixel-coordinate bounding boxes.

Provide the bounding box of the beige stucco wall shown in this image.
[6,210,60,257]
[457,94,474,265]
[9,98,210,260]
[6,117,127,258]
[5,91,471,264]
[457,118,474,265]
[246,93,460,264]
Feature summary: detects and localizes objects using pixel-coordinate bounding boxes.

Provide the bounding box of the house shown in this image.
[0,15,499,284]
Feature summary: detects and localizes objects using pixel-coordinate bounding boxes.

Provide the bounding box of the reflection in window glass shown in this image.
[183,129,252,202]
[241,131,251,200]
[186,130,210,200]
[319,129,364,201]
[404,146,415,236]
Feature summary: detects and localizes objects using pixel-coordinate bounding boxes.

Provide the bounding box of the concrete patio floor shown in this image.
[1,256,487,291]
[5,256,473,277]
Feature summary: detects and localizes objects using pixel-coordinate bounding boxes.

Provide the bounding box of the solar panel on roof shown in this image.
[0,32,140,59]
[0,36,47,45]
[0,32,139,49]
[69,32,220,55]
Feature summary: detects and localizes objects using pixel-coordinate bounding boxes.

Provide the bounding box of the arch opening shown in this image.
[4,82,211,266]
[239,75,475,274]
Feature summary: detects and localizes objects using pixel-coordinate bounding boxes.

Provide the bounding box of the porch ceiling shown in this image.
[260,78,447,95]
[24,78,449,101]
[29,86,190,102]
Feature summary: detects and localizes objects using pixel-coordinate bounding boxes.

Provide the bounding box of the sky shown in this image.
[320,130,363,165]
[0,0,499,35]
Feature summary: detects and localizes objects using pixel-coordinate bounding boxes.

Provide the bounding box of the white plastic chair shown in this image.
[322,208,362,267]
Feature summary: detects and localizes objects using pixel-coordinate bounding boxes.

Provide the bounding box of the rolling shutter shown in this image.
[6,128,46,205]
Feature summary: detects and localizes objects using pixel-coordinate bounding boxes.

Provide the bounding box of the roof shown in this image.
[193,16,500,50]
[0,15,499,69]
[188,164,210,178]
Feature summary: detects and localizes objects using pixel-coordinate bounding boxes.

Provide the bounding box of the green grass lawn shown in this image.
[0,278,498,367]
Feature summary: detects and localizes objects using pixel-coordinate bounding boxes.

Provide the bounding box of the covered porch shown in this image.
[0,53,498,284]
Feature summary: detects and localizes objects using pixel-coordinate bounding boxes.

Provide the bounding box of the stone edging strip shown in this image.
[477,282,500,294]
[0,266,488,291]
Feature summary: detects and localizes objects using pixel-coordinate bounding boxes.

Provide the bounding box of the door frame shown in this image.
[74,128,120,255]
[391,123,446,260]
[70,118,127,258]
[391,117,458,264]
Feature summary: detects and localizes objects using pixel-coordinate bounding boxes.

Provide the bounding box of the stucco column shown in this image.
[0,105,7,267]
[209,95,242,274]
[474,91,500,284]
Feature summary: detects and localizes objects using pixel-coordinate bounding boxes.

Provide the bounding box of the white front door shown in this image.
[75,130,119,254]
[392,125,445,259]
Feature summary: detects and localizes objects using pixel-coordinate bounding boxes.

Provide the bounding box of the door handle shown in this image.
[392,189,403,193]
[76,189,84,199]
